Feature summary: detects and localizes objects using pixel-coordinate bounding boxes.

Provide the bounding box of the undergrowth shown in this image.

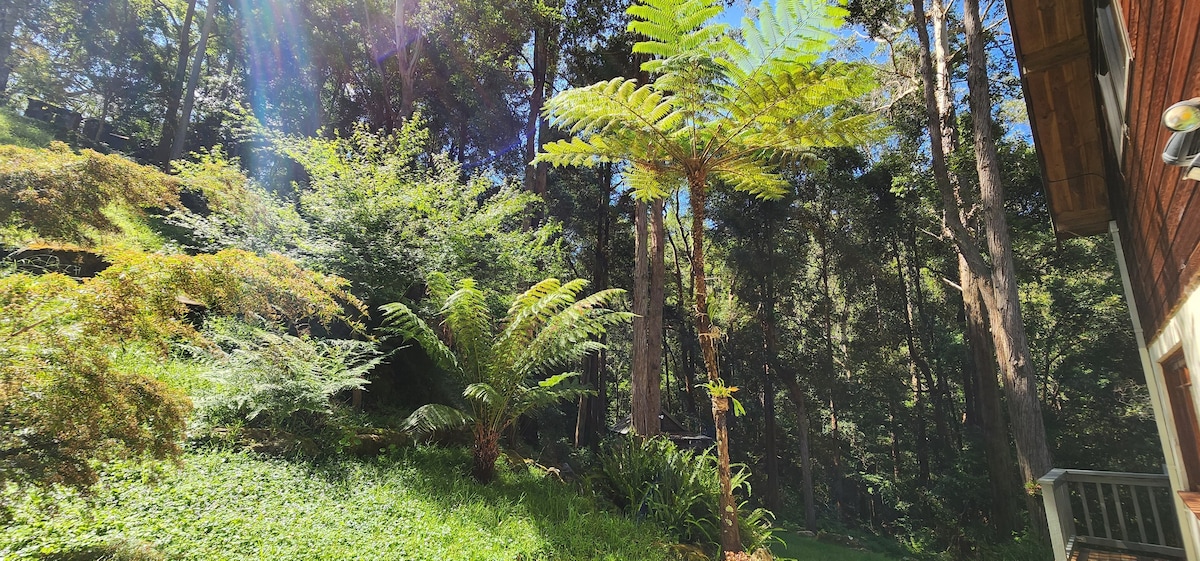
[0,447,676,561]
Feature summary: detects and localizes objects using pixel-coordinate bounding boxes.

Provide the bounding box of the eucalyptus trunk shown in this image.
[157,0,197,167]
[962,0,1053,506]
[0,0,14,97]
[169,0,218,163]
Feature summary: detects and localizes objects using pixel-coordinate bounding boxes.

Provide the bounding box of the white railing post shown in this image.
[1040,468,1074,561]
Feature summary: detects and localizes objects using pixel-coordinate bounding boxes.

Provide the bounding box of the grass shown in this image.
[1,447,676,561]
[0,109,55,149]
[771,530,900,561]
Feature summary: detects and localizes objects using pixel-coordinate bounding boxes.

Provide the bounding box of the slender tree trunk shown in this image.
[760,295,781,515]
[893,235,930,486]
[0,0,15,97]
[631,199,659,436]
[688,175,741,553]
[394,0,421,120]
[962,0,1053,525]
[169,0,218,163]
[524,21,549,196]
[782,376,817,532]
[578,165,613,447]
[648,197,665,426]
[157,0,197,167]
[669,197,700,421]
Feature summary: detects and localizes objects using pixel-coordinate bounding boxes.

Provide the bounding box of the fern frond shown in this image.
[379,301,461,377]
[712,157,789,199]
[628,0,727,74]
[441,278,493,382]
[402,403,473,435]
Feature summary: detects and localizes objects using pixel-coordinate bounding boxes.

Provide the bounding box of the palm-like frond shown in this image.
[402,403,473,434]
[379,301,461,376]
[440,278,493,381]
[511,372,593,419]
[628,0,727,74]
[711,158,789,199]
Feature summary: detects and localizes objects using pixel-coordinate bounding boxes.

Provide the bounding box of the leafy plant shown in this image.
[0,142,181,245]
[275,121,564,305]
[186,318,381,437]
[0,272,190,488]
[597,436,777,554]
[380,273,630,482]
[535,0,882,551]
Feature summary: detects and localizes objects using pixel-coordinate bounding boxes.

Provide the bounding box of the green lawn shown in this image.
[0,109,55,149]
[771,530,899,561]
[1,448,675,561]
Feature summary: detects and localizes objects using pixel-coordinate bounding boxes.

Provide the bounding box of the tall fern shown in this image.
[380,275,630,483]
[535,0,883,552]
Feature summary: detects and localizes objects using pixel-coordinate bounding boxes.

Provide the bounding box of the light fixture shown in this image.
[1162,98,1200,132]
[1162,98,1200,180]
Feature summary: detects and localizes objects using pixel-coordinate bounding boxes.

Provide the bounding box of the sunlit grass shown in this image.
[0,109,54,149]
[1,448,676,561]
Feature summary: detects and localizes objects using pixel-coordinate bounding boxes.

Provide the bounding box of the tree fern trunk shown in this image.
[688,175,741,553]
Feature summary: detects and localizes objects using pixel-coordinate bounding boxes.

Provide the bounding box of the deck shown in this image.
[1071,546,1177,561]
[1041,469,1187,561]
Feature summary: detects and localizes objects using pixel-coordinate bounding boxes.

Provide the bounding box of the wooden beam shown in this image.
[1022,34,1092,74]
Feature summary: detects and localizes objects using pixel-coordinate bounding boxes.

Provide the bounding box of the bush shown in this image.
[597,436,776,554]
[0,272,190,488]
[167,148,307,255]
[185,318,381,437]
[0,143,181,244]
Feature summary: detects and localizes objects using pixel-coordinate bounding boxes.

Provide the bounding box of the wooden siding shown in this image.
[1111,0,1200,338]
[1007,0,1113,237]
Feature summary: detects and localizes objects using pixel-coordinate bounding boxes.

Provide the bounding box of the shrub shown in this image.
[0,272,190,488]
[185,318,381,437]
[276,121,565,304]
[597,435,776,554]
[0,143,181,244]
[167,148,307,255]
[85,248,367,343]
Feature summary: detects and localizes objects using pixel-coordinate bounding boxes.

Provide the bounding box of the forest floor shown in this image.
[0,446,906,561]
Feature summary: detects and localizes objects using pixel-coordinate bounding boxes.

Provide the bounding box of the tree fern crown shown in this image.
[534,0,881,201]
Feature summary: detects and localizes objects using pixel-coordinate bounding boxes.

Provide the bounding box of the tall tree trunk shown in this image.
[0,0,15,97]
[816,215,845,522]
[577,165,612,447]
[157,0,197,167]
[631,199,659,436]
[688,175,741,553]
[783,376,817,532]
[647,197,665,426]
[524,21,549,196]
[760,292,782,515]
[394,0,421,120]
[962,255,1019,535]
[169,0,218,163]
[893,235,930,487]
[962,0,1053,526]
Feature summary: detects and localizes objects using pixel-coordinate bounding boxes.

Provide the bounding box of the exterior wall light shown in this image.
[1163,98,1200,132]
[1162,98,1200,180]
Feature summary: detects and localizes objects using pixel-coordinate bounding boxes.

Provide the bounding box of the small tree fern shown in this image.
[535,0,882,552]
[381,273,630,482]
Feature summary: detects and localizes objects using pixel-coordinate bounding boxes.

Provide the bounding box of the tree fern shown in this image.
[380,274,628,483]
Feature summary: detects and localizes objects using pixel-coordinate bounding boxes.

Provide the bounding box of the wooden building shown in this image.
[1007,0,1200,559]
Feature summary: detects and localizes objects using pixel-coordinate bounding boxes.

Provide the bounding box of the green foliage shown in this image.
[381,274,630,481]
[537,0,881,201]
[1,448,676,560]
[88,248,367,343]
[167,147,307,255]
[769,530,898,561]
[0,110,55,149]
[0,272,190,488]
[185,318,381,436]
[276,121,564,304]
[0,143,181,245]
[597,436,776,553]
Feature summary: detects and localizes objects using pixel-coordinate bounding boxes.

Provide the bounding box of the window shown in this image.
[1163,352,1200,490]
[1095,0,1131,158]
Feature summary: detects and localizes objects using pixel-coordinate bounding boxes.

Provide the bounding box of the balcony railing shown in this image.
[1040,468,1186,560]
